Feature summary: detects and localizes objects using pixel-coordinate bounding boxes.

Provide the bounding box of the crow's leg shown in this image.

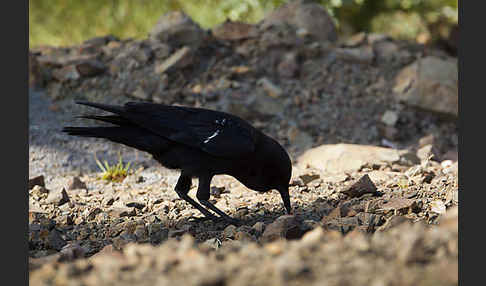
[196,175,240,225]
[174,172,218,220]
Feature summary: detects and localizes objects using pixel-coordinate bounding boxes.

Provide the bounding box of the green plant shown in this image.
[94,152,132,182]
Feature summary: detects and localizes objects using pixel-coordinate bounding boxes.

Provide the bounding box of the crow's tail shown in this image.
[62,126,170,153]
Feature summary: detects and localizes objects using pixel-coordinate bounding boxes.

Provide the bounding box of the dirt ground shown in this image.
[29,3,458,286]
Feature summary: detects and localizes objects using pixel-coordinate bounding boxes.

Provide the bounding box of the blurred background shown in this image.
[30,0,458,48]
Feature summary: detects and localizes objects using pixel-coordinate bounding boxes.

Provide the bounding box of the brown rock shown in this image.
[261,215,304,242]
[260,0,337,43]
[67,176,87,190]
[252,221,265,234]
[299,173,320,185]
[374,41,399,61]
[154,46,192,74]
[379,198,416,213]
[335,46,374,64]
[45,188,70,206]
[150,11,204,47]
[393,56,458,117]
[75,59,105,77]
[212,20,258,40]
[417,144,440,161]
[59,243,86,262]
[341,174,377,198]
[297,144,401,174]
[29,175,45,189]
[442,149,458,162]
[108,206,136,218]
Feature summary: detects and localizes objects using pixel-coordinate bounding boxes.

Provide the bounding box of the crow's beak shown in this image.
[277,186,292,215]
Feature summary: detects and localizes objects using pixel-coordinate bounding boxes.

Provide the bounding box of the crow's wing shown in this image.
[76,101,257,158]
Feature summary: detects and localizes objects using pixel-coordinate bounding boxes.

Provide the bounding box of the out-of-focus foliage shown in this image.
[29,0,458,48]
[326,0,458,41]
[29,0,173,47]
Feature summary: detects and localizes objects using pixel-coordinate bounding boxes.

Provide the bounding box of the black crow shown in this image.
[62,101,292,223]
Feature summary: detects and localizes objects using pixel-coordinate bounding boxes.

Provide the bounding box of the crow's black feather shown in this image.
[63,101,292,222]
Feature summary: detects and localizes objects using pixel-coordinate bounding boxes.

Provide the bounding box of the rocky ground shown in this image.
[29,1,458,285]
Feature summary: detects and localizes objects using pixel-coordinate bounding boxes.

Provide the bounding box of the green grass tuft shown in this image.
[94,152,132,182]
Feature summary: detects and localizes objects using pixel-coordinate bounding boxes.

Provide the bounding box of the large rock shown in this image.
[260,0,337,43]
[393,56,458,117]
[150,11,204,48]
[297,144,401,174]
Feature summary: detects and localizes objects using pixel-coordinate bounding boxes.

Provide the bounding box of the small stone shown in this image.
[430,200,446,214]
[126,201,146,210]
[168,228,188,238]
[212,20,258,41]
[87,208,102,221]
[134,225,148,241]
[130,87,151,100]
[261,215,304,242]
[108,207,136,218]
[230,66,251,74]
[321,207,341,225]
[102,196,115,207]
[300,226,324,245]
[59,243,86,262]
[442,149,458,162]
[252,221,265,234]
[258,77,283,98]
[335,46,374,64]
[380,198,416,212]
[442,162,458,175]
[234,231,255,242]
[45,188,70,206]
[299,174,320,185]
[381,110,399,126]
[148,224,168,244]
[29,175,45,189]
[210,186,225,198]
[67,177,87,190]
[277,53,299,78]
[341,174,377,198]
[223,224,238,239]
[203,238,222,250]
[154,46,191,74]
[101,40,122,56]
[151,42,172,59]
[417,144,439,161]
[31,185,49,196]
[75,60,105,77]
[48,229,67,251]
[374,41,399,60]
